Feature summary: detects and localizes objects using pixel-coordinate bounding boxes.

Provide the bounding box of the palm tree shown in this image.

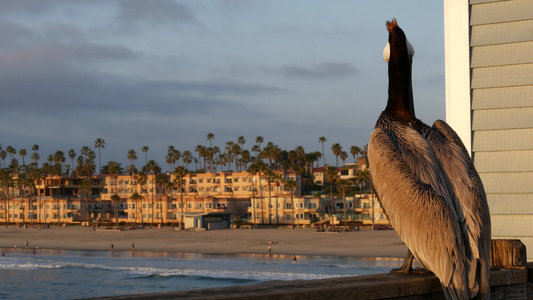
[238,136,246,169]
[0,169,13,227]
[141,146,149,165]
[155,173,168,226]
[248,161,265,227]
[94,138,105,174]
[255,136,264,152]
[6,146,16,161]
[80,177,92,227]
[130,192,141,225]
[182,150,193,171]
[331,143,342,167]
[68,149,76,170]
[166,178,177,227]
[206,133,215,147]
[80,146,91,159]
[241,150,250,170]
[337,179,352,229]
[127,149,137,175]
[284,179,297,229]
[145,160,160,227]
[110,194,120,227]
[262,167,276,224]
[340,151,348,166]
[232,143,241,171]
[31,152,40,166]
[19,149,27,167]
[318,136,327,166]
[194,145,203,171]
[174,166,187,229]
[108,161,122,225]
[52,150,65,218]
[0,151,6,168]
[135,172,148,225]
[350,146,361,163]
[273,172,283,224]
[325,166,338,226]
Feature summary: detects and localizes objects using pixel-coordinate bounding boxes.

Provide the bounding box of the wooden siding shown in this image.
[488,194,533,214]
[475,150,533,172]
[471,19,533,46]
[471,41,533,68]
[469,0,533,261]
[473,128,533,151]
[480,172,533,194]
[471,63,533,89]
[471,0,533,25]
[472,86,533,109]
[491,215,533,236]
[472,107,533,130]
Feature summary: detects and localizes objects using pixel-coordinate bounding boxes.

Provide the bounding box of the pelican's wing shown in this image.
[428,120,491,299]
[368,128,470,300]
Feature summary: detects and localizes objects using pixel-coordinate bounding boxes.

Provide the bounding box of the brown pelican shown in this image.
[367,19,491,300]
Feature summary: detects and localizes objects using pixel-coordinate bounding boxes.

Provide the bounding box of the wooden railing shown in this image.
[88,240,532,300]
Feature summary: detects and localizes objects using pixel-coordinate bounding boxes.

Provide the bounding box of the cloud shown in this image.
[281,62,357,79]
[116,0,199,26]
[0,20,32,46]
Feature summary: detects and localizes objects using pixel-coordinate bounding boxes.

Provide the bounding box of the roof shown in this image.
[177,212,235,217]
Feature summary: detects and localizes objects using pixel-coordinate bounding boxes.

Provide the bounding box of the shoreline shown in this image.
[0,226,408,258]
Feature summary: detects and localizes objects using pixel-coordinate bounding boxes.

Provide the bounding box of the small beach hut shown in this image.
[177,212,233,230]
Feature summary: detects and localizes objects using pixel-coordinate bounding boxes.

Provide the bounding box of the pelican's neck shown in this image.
[385,27,416,124]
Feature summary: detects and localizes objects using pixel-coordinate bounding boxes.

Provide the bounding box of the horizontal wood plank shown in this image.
[471,0,533,26]
[89,268,527,300]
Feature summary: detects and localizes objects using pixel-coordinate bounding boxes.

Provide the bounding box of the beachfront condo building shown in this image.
[0,168,389,228]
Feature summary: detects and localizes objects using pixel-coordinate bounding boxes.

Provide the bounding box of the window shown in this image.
[286,203,292,209]
[196,203,202,209]
[341,170,349,176]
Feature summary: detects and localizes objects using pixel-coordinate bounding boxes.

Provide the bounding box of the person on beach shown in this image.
[131,243,135,253]
[25,240,28,249]
[268,241,272,255]
[292,255,297,264]
[111,244,114,252]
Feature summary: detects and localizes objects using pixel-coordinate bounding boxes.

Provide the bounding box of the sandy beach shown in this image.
[0,226,408,258]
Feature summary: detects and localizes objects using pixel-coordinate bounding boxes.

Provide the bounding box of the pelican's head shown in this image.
[383,19,414,63]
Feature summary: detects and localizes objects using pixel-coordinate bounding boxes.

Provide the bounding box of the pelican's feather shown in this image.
[428,120,491,299]
[369,126,470,300]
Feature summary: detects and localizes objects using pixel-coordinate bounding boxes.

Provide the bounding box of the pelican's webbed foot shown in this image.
[390,249,431,274]
[390,249,414,274]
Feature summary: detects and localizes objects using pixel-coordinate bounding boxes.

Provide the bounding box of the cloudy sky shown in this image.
[0,1,444,171]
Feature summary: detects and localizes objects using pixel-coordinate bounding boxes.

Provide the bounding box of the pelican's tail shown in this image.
[441,264,471,300]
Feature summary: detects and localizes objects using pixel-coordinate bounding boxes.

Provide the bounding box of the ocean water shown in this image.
[0,249,403,299]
